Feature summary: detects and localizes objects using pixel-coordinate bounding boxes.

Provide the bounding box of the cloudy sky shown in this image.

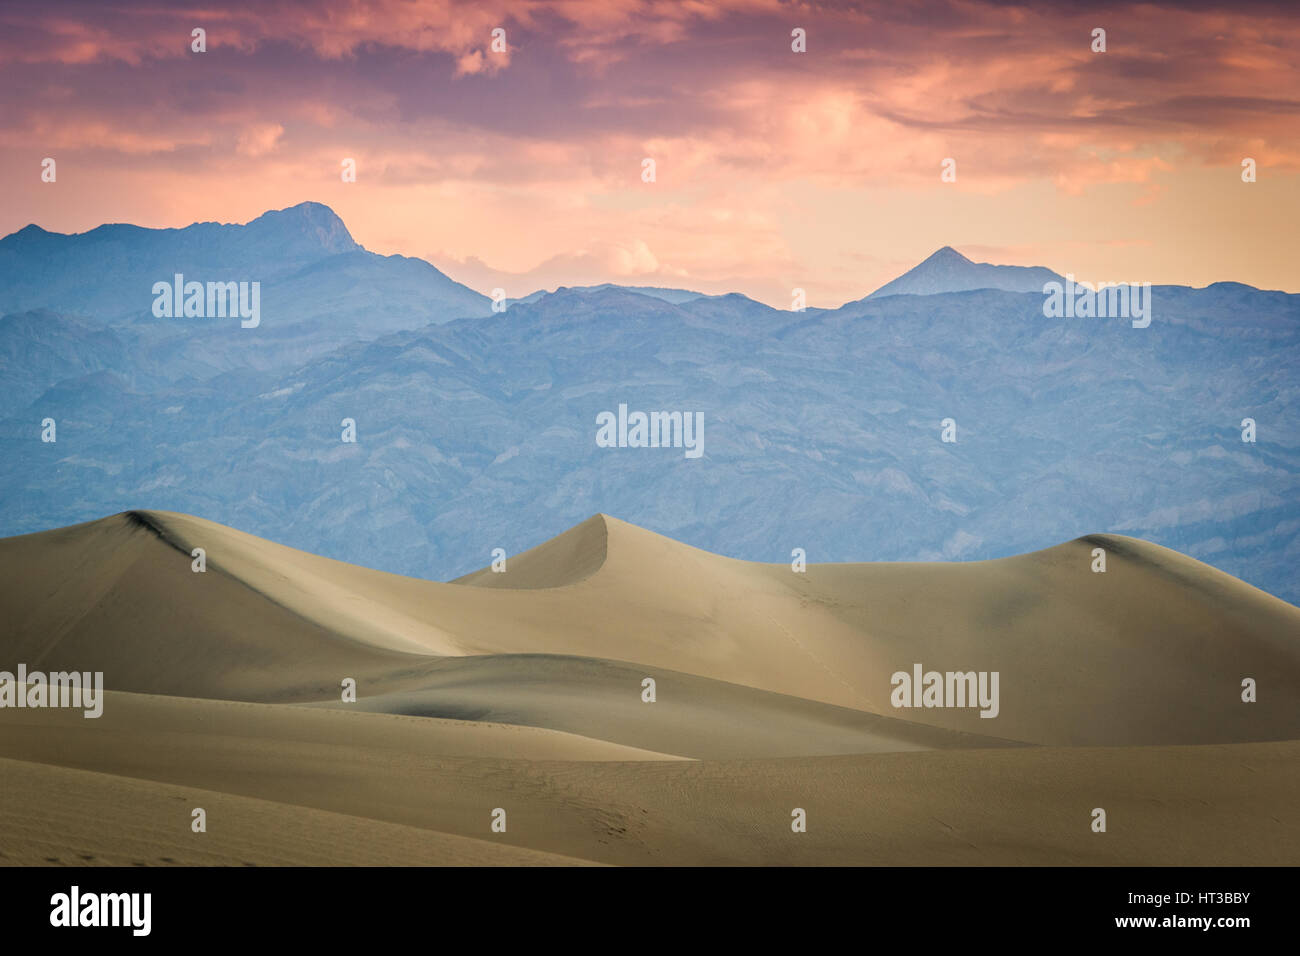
[2,0,1297,306]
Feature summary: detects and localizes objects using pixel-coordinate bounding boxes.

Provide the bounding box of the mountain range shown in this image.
[0,203,491,377]
[1,203,1296,604]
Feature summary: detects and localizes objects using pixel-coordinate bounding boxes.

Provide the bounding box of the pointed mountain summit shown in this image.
[0,203,492,351]
[2,200,360,282]
[866,246,1063,299]
[237,201,360,257]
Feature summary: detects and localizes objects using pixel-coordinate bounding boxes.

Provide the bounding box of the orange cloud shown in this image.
[2,0,1299,304]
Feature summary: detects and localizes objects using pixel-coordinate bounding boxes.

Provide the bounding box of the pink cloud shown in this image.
[2,0,1299,301]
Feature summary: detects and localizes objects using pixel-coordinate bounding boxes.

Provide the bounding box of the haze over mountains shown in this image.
[0,203,1297,604]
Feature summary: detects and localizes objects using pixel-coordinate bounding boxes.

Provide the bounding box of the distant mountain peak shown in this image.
[252,200,342,223]
[244,201,359,254]
[0,202,488,332]
[1,223,53,246]
[925,245,971,264]
[867,247,1062,300]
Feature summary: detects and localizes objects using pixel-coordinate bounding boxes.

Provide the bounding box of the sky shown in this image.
[2,0,1298,308]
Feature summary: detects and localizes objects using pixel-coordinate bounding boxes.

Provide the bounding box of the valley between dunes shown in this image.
[1,510,1297,866]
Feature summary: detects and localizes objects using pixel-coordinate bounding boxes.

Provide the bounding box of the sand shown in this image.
[1,510,1297,865]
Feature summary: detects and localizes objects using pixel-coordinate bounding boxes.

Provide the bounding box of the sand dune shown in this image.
[2,510,1297,745]
[309,655,1020,758]
[3,713,1295,865]
[1,509,1297,865]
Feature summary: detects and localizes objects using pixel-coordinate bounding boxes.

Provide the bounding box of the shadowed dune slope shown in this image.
[0,510,1298,749]
[452,513,608,588]
[314,656,1021,758]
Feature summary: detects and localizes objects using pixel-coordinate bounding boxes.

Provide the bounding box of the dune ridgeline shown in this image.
[1,510,1297,866]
